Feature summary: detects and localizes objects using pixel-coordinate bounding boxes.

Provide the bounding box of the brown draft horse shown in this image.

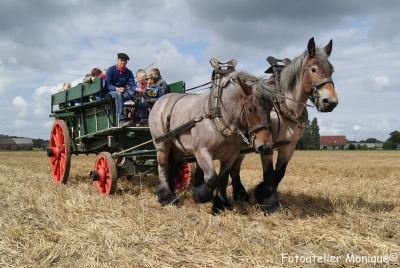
[220,38,339,212]
[149,71,275,211]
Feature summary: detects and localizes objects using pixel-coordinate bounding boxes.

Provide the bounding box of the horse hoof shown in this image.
[156,185,178,206]
[212,195,232,213]
[233,188,249,202]
[260,196,280,214]
[192,183,213,203]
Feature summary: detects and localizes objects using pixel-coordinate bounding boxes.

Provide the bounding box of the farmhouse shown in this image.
[0,136,33,150]
[320,135,346,150]
[0,136,17,150]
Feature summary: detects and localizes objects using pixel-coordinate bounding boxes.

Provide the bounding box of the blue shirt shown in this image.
[105,65,136,94]
[144,85,162,101]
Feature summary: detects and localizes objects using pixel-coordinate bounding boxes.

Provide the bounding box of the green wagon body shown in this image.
[48,78,187,193]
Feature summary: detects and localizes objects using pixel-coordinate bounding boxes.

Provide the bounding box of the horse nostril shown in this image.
[322,98,329,104]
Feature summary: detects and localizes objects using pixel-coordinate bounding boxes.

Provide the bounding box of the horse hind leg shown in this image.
[155,145,178,205]
[192,161,205,187]
[192,149,217,204]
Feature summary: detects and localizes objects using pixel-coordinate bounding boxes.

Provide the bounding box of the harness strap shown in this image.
[155,119,196,144]
[208,75,237,136]
[166,95,187,133]
[267,62,309,130]
[154,113,210,144]
[312,77,334,88]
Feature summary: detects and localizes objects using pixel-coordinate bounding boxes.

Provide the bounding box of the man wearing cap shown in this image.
[105,53,136,127]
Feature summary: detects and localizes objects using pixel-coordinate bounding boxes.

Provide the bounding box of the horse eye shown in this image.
[248,107,256,113]
[311,67,317,73]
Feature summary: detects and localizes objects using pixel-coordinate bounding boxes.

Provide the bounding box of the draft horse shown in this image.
[149,68,275,211]
[225,37,339,212]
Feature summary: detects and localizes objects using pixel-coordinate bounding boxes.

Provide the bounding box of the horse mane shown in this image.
[279,48,334,92]
[233,71,274,106]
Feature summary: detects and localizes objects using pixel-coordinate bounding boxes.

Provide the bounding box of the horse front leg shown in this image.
[212,159,238,213]
[253,153,280,213]
[230,154,248,201]
[192,148,218,204]
[274,145,295,190]
[155,144,178,205]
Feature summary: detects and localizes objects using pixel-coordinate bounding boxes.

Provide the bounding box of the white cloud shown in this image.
[1,1,400,141]
[12,96,27,118]
[353,124,365,131]
[363,75,390,91]
[14,118,32,129]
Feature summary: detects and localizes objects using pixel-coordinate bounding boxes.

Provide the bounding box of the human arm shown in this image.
[105,67,117,92]
[126,70,136,94]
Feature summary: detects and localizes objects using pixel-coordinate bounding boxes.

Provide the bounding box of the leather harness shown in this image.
[265,55,333,129]
[154,59,264,147]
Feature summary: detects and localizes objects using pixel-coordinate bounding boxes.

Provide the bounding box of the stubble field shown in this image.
[0,150,399,267]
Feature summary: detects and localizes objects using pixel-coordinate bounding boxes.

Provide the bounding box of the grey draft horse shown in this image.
[222,38,339,212]
[149,71,275,210]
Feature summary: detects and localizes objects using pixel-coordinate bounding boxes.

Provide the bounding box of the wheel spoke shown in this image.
[60,158,65,175]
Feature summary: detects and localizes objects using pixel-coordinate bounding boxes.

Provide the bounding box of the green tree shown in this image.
[383,130,400,149]
[33,138,47,149]
[310,118,320,149]
[297,117,320,150]
[348,144,356,150]
[362,138,382,143]
[297,119,311,150]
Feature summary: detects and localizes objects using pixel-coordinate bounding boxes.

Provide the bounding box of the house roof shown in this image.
[11,138,33,145]
[320,135,347,146]
[0,136,15,145]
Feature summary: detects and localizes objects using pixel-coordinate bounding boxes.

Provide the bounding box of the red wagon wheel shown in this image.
[175,162,195,190]
[92,152,117,196]
[48,120,71,184]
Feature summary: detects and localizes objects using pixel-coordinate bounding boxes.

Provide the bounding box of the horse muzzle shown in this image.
[317,98,338,112]
[252,127,273,154]
[315,88,338,112]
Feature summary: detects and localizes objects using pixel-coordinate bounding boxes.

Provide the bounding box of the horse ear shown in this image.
[324,39,333,57]
[210,58,219,69]
[237,75,253,96]
[307,37,316,57]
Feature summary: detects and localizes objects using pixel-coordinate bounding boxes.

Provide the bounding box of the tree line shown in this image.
[295,119,400,150]
[296,118,320,150]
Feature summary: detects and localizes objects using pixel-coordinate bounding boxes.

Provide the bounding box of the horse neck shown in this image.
[219,83,243,126]
[280,60,308,118]
[284,82,308,117]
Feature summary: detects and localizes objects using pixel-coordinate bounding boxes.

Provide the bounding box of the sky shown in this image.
[0,0,399,141]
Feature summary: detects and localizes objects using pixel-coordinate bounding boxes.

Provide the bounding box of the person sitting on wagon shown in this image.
[83,67,102,83]
[105,53,136,128]
[149,68,168,95]
[131,69,150,126]
[135,69,147,94]
[144,75,162,106]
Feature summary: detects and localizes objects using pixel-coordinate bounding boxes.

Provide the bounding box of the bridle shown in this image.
[237,93,271,147]
[210,76,271,148]
[301,55,335,105]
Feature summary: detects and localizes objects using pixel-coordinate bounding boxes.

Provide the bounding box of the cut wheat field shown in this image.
[0,150,399,267]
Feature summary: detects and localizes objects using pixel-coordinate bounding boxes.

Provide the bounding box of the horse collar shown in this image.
[208,75,236,136]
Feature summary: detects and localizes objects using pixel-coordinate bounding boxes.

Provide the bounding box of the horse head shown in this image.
[236,73,274,154]
[302,37,338,112]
